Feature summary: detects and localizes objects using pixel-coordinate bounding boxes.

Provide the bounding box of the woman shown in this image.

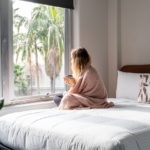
[54,47,114,110]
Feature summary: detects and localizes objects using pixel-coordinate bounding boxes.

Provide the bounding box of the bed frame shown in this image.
[1,64,150,150]
[0,144,12,150]
[120,64,150,73]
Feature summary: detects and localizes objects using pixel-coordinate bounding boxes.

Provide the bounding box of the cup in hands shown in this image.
[63,75,76,86]
[66,75,73,78]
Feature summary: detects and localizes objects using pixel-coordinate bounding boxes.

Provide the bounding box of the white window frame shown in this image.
[0,0,72,105]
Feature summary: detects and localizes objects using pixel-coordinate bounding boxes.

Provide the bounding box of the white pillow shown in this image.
[116,71,141,100]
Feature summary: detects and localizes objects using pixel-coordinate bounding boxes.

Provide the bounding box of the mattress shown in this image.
[0,98,150,150]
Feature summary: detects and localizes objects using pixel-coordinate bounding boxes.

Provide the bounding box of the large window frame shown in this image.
[0,0,72,105]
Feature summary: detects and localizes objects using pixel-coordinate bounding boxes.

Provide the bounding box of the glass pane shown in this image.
[13,1,65,97]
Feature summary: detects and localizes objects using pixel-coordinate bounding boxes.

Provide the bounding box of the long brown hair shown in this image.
[71,47,91,80]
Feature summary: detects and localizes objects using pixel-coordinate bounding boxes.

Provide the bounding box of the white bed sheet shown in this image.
[0,98,150,150]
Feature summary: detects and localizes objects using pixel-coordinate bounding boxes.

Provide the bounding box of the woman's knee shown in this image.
[54,94,63,106]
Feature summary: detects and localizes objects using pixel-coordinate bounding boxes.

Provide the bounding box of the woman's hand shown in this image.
[63,76,76,86]
[63,91,67,96]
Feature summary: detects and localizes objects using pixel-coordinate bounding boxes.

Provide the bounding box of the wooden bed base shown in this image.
[120,64,150,73]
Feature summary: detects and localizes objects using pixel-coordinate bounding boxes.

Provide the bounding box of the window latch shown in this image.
[41,93,52,100]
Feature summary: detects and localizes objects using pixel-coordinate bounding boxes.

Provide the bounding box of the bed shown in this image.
[0,64,150,150]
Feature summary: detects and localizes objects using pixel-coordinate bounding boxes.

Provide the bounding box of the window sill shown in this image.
[0,101,57,117]
[5,94,55,106]
[3,100,55,110]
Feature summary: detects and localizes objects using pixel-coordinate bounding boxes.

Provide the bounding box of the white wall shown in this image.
[73,0,108,91]
[108,0,150,97]
[108,0,120,98]
[121,0,150,66]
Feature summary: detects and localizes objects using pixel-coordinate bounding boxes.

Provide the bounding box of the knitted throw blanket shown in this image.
[58,62,114,110]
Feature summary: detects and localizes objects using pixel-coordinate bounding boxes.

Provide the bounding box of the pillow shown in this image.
[116,71,141,100]
[137,75,150,103]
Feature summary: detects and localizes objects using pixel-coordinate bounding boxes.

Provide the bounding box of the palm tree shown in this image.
[13,1,28,33]
[45,48,60,93]
[13,3,64,94]
[26,29,45,94]
[13,33,34,95]
[13,4,44,95]
[13,2,34,95]
[29,5,64,93]
[14,64,29,96]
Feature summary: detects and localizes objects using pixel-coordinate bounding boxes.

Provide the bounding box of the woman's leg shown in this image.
[54,93,63,106]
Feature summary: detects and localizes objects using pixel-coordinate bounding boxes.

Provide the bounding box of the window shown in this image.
[13,0,65,97]
[0,0,72,105]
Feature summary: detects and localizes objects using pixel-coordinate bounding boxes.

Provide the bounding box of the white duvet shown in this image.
[1,98,150,150]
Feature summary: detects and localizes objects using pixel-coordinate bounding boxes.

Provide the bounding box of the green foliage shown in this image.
[13,1,64,94]
[0,99,4,110]
[13,4,28,33]
[14,64,29,96]
[29,5,64,69]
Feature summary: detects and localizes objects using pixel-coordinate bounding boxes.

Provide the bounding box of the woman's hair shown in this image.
[71,47,91,80]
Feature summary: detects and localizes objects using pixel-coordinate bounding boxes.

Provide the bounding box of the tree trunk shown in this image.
[19,83,21,96]
[50,56,56,94]
[50,77,54,94]
[29,55,32,95]
[53,57,56,93]
[35,39,40,94]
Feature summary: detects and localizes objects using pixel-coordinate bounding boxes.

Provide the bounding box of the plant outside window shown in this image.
[13,1,65,98]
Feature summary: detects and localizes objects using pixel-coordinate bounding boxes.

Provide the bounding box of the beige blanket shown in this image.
[58,62,114,110]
